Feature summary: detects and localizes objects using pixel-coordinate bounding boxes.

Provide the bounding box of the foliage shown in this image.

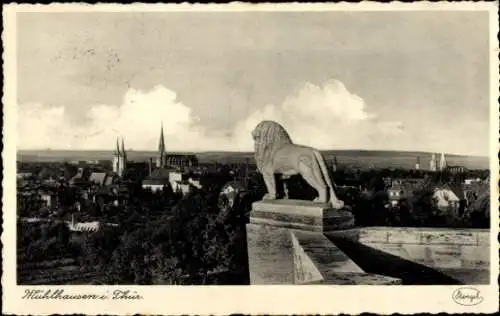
[17,163,490,285]
[91,175,252,285]
[17,221,72,263]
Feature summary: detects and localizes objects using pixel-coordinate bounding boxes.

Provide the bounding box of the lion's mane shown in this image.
[252,121,294,172]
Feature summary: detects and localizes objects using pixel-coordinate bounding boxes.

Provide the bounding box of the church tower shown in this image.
[112,137,127,177]
[439,152,447,171]
[415,156,420,170]
[157,123,166,168]
[112,137,121,174]
[119,137,127,177]
[429,153,437,172]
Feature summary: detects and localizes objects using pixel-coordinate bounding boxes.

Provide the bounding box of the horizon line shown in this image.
[16,148,489,158]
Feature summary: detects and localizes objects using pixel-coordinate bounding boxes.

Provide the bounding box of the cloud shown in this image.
[17,80,405,152]
[231,80,405,150]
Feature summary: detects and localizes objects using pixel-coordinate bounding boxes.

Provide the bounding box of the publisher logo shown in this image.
[452,287,483,306]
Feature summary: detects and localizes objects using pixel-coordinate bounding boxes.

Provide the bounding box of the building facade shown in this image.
[154,123,199,169]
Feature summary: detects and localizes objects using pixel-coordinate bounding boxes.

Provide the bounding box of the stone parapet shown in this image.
[331,227,491,285]
[346,227,490,246]
[246,200,400,285]
[246,201,489,285]
[246,223,294,284]
[291,230,401,285]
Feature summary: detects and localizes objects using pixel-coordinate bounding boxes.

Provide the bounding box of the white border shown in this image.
[3,2,499,314]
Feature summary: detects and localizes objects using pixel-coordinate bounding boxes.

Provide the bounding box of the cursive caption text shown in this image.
[22,289,143,300]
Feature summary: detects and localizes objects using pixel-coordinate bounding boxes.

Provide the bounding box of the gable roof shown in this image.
[89,172,107,185]
[104,174,117,186]
[436,183,465,200]
[147,168,177,180]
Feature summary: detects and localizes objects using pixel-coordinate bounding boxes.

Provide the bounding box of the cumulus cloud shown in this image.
[231,80,405,150]
[17,80,405,152]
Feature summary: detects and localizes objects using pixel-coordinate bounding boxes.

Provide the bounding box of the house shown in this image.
[172,180,194,195]
[17,172,33,180]
[67,215,100,232]
[219,181,247,209]
[464,181,489,209]
[188,177,202,189]
[391,178,425,189]
[432,183,466,214]
[464,178,481,185]
[40,190,58,208]
[387,178,425,207]
[69,168,93,188]
[142,168,176,192]
[388,185,408,207]
[89,172,108,186]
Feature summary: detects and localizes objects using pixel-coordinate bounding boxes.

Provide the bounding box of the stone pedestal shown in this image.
[246,199,355,284]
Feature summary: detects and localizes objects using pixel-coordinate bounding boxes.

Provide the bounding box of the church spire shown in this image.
[115,137,121,156]
[158,122,166,153]
[430,153,437,171]
[121,137,127,159]
[157,122,166,168]
[439,152,447,171]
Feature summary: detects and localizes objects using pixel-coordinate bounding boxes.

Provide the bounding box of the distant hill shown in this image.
[16,149,490,170]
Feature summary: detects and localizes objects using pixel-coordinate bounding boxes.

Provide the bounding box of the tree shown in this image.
[79,226,121,274]
[409,184,437,226]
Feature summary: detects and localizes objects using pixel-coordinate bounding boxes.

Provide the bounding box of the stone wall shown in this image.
[246,223,294,284]
[346,227,490,284]
[246,200,490,285]
[247,200,401,285]
[291,230,401,285]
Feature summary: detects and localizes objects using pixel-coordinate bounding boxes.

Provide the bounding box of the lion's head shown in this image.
[252,120,293,172]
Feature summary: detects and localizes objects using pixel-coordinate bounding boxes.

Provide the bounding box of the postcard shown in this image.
[2,2,499,315]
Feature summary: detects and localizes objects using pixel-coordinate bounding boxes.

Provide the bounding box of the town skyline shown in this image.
[16,147,490,158]
[16,10,491,155]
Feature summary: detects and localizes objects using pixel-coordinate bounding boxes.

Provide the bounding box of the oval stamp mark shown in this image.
[452,287,484,306]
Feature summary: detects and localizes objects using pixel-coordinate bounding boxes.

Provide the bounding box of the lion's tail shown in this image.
[313,150,344,209]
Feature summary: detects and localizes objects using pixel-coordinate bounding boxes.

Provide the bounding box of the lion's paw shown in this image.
[262,193,276,200]
[331,199,345,210]
[313,197,327,203]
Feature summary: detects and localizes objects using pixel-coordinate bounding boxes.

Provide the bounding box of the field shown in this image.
[17,149,489,170]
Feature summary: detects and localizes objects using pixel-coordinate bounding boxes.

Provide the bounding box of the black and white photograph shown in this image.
[2,2,499,315]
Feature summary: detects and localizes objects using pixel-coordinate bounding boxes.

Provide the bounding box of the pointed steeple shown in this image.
[158,122,166,153]
[439,152,447,171]
[115,137,121,156]
[157,122,166,168]
[121,137,127,160]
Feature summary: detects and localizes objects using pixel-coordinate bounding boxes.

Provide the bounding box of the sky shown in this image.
[16,10,491,155]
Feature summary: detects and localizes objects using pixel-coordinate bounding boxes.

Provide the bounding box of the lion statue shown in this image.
[252,120,345,209]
